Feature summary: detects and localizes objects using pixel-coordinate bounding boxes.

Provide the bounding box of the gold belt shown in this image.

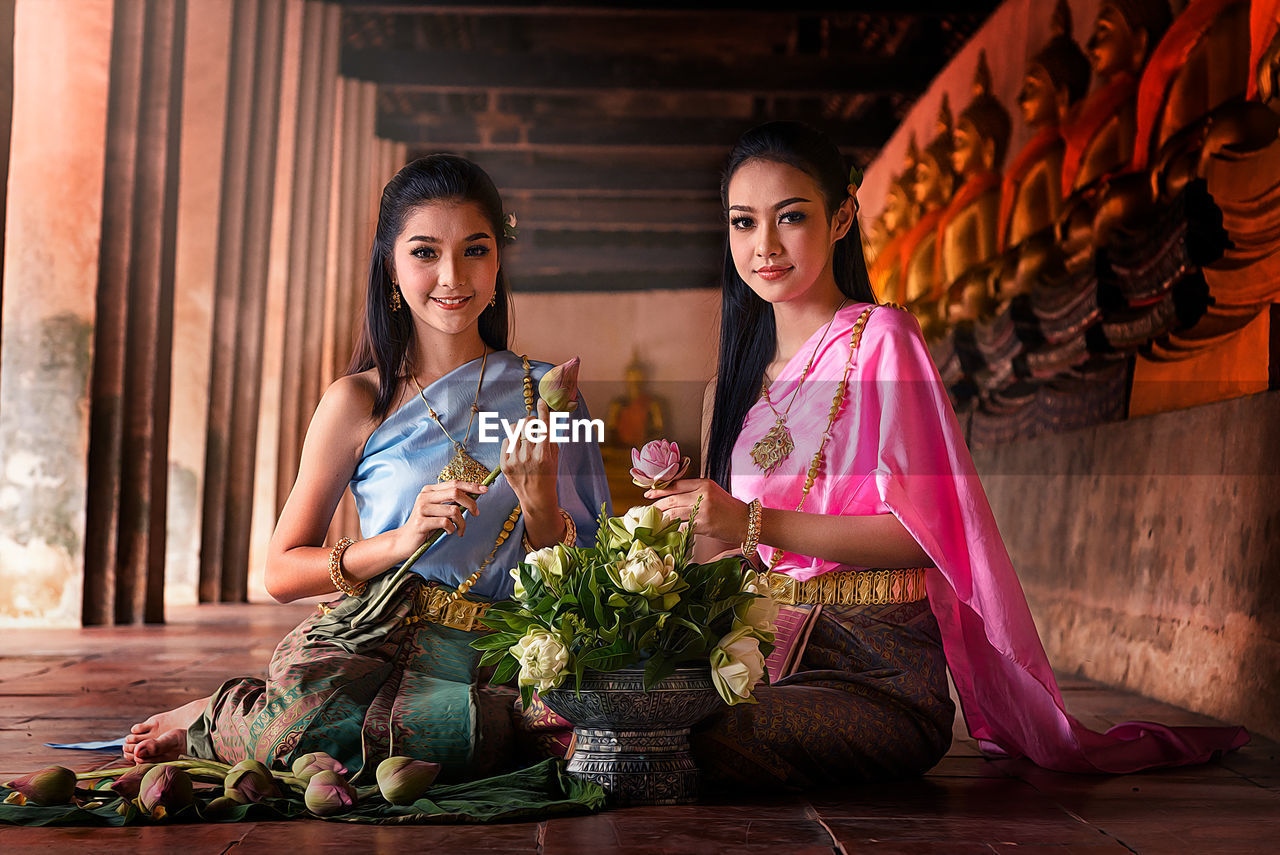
[404,584,491,632]
[765,567,929,606]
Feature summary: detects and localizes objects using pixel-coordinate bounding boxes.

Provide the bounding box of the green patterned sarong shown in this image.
[186,573,513,782]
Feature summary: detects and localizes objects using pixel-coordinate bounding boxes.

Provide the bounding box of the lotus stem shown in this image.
[353,466,503,626]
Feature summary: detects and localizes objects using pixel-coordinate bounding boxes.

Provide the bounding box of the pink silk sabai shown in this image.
[730,303,1249,773]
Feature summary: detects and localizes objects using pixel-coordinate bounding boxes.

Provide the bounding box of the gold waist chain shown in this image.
[765,567,929,606]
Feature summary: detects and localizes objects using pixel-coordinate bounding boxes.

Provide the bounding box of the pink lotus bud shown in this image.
[538,357,580,412]
[3,766,77,806]
[290,751,348,781]
[303,769,355,816]
[630,439,691,490]
[375,755,440,805]
[108,763,155,799]
[223,759,279,804]
[138,764,194,812]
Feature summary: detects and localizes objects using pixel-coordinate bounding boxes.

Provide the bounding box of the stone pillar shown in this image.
[165,0,232,608]
[0,0,114,627]
[198,0,285,603]
[0,0,14,370]
[276,0,339,520]
[82,0,187,626]
[248,0,305,602]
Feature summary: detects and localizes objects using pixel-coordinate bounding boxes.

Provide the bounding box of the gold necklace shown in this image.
[412,349,491,485]
[767,306,873,572]
[750,299,848,474]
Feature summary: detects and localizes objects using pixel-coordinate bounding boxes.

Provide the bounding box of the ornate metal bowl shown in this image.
[541,666,723,806]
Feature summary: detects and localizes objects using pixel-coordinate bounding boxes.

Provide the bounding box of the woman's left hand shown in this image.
[501,398,560,512]
[645,478,748,545]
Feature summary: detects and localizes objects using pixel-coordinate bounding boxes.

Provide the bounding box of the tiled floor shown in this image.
[1,603,1276,853]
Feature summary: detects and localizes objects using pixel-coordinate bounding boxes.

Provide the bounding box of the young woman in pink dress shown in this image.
[645,121,1247,787]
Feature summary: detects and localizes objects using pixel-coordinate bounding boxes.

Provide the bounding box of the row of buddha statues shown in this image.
[864,0,1280,442]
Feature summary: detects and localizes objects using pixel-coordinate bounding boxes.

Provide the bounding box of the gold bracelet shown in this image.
[741,499,762,560]
[521,508,577,554]
[328,537,366,596]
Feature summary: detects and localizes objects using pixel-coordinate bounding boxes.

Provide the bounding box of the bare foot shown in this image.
[122,697,209,764]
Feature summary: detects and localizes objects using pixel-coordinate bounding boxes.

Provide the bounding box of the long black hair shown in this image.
[705,121,877,489]
[347,154,511,419]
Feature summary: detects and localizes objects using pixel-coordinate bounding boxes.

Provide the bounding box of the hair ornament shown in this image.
[503,212,519,242]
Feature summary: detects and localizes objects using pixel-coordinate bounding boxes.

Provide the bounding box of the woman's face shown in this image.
[389,200,499,338]
[726,159,852,306]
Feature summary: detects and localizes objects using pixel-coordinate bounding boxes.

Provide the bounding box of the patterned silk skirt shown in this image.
[184,576,516,783]
[690,599,955,789]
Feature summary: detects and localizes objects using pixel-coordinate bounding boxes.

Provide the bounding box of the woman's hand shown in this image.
[502,399,561,513]
[645,478,749,546]
[394,479,488,556]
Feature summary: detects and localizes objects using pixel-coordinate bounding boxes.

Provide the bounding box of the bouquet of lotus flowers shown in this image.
[473,475,778,708]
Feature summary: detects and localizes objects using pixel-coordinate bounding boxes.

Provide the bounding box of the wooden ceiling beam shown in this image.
[343,48,935,96]
[377,111,891,151]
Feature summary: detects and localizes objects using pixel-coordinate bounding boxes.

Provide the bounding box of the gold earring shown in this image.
[389,283,401,312]
[488,291,497,308]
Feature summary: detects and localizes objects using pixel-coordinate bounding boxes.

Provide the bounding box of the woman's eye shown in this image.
[465,245,490,257]
[410,246,436,260]
[730,216,754,230]
[779,211,805,224]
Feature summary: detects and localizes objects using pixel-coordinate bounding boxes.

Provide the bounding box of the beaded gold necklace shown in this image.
[751,299,847,474]
[766,306,873,573]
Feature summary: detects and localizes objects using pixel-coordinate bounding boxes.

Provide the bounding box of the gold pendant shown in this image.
[750,419,795,474]
[438,444,490,484]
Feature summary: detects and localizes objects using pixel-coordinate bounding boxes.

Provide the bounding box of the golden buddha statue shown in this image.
[1001,1,1092,253]
[899,100,957,337]
[1062,0,1172,197]
[868,170,918,305]
[938,51,1011,323]
[994,0,1093,305]
[605,356,665,450]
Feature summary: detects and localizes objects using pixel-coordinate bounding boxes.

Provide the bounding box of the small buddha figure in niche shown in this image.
[996,0,1093,302]
[900,99,957,337]
[938,51,1011,323]
[868,171,918,305]
[605,356,665,450]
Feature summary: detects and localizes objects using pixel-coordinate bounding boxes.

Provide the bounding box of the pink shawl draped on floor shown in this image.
[730,303,1249,774]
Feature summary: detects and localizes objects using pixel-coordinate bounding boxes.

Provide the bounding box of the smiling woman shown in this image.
[118,155,611,788]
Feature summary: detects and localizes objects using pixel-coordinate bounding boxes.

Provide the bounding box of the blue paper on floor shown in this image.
[45,737,127,751]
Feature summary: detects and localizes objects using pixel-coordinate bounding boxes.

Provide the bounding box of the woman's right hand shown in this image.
[395,480,488,556]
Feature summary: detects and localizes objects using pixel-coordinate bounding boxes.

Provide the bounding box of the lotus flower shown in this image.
[375,756,441,805]
[630,439,690,490]
[710,626,767,706]
[511,627,570,692]
[108,763,155,800]
[603,505,683,557]
[609,541,682,609]
[291,751,348,782]
[223,759,279,804]
[138,764,194,813]
[734,571,779,635]
[303,769,356,816]
[538,357,580,412]
[3,766,76,806]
